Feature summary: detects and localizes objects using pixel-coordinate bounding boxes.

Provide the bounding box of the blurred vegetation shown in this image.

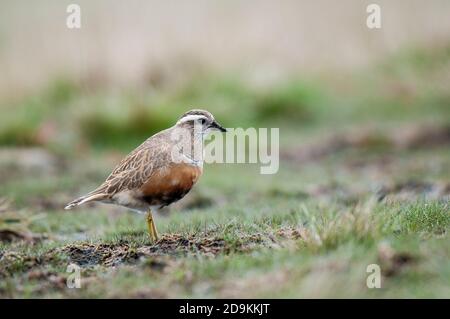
[1,44,449,153]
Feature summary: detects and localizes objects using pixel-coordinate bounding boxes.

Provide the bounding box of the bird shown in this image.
[64,109,227,241]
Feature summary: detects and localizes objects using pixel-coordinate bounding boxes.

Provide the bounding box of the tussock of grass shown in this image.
[393,202,449,235]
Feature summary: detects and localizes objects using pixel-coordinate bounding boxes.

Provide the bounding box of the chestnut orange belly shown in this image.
[139,163,202,207]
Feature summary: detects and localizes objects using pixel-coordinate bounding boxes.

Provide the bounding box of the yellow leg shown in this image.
[146,209,159,242]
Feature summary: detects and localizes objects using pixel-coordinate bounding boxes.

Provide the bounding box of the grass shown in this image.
[0,44,449,298]
[0,147,448,298]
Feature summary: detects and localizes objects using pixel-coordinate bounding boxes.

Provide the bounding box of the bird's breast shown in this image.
[139,163,202,206]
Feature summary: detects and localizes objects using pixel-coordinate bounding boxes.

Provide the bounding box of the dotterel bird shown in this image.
[65,109,227,241]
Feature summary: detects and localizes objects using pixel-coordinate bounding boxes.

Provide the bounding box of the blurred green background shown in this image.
[0,0,449,153]
[0,0,449,298]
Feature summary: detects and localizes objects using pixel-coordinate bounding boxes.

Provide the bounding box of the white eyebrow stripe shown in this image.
[177,114,209,124]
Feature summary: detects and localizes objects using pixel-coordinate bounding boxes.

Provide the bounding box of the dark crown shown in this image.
[179,109,214,121]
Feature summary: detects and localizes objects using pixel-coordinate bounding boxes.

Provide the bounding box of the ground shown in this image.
[0,45,449,298]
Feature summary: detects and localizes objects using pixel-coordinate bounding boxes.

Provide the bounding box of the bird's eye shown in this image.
[200,119,206,125]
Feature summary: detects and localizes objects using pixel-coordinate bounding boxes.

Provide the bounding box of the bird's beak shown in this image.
[209,121,227,132]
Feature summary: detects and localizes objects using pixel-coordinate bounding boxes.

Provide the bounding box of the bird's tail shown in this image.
[64,192,108,210]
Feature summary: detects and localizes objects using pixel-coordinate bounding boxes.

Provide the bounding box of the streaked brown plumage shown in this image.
[65,109,227,241]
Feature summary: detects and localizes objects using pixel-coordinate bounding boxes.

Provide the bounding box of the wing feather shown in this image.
[65,133,172,209]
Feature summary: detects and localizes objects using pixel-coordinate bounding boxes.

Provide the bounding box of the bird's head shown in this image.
[176,109,227,135]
